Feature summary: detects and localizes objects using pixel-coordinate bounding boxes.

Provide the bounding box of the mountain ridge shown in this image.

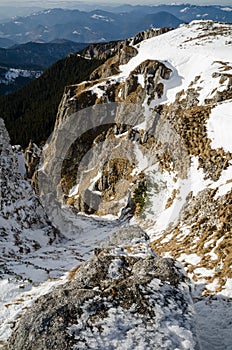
[0,27,171,147]
[0,8,182,45]
[0,5,232,46]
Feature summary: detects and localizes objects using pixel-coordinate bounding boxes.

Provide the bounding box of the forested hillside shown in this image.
[0,54,104,147]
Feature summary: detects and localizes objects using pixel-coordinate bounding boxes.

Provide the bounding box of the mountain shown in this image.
[0,5,232,46]
[0,40,87,69]
[0,8,182,45]
[32,20,231,347]
[40,20,232,296]
[0,52,105,146]
[1,20,232,349]
[0,40,88,95]
[0,28,170,147]
[114,4,232,22]
[141,11,183,29]
[0,38,15,48]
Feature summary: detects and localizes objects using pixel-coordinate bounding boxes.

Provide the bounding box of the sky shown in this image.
[1,0,232,6]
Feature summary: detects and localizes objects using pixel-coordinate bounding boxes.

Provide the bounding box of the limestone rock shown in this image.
[5,227,198,350]
[0,119,59,276]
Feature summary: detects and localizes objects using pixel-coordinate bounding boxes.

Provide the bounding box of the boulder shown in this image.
[5,226,199,350]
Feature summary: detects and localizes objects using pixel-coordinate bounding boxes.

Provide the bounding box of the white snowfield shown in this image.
[118,20,232,105]
[0,20,232,349]
[207,101,232,153]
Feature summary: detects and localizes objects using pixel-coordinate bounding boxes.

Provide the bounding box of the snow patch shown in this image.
[207,101,232,153]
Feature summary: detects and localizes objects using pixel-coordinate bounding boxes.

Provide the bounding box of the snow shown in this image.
[221,279,232,297]
[136,74,145,88]
[0,276,67,342]
[0,210,120,344]
[90,83,105,98]
[195,297,232,350]
[179,253,202,265]
[67,279,197,350]
[0,67,42,85]
[132,143,148,174]
[14,150,26,177]
[116,21,232,107]
[221,7,232,12]
[69,183,79,196]
[107,258,123,279]
[180,7,189,13]
[91,14,114,22]
[207,101,232,153]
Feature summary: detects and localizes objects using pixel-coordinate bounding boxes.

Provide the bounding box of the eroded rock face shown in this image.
[40,57,173,217]
[36,22,232,297]
[5,227,198,350]
[90,45,138,80]
[82,27,172,61]
[131,27,172,45]
[0,119,58,273]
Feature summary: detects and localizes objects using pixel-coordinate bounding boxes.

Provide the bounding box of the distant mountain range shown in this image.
[0,5,232,46]
[0,40,87,95]
[0,40,87,69]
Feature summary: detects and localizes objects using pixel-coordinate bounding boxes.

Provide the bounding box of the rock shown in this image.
[0,119,59,276]
[24,140,41,179]
[5,227,198,350]
[131,27,172,45]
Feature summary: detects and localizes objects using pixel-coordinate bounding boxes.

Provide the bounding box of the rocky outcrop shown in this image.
[5,226,198,350]
[39,56,173,217]
[36,21,232,298]
[131,27,173,45]
[24,141,41,179]
[82,27,172,61]
[0,119,58,277]
[90,45,138,80]
[85,27,173,81]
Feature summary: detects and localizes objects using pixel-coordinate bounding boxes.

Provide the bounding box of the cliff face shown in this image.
[0,119,59,279]
[39,20,232,296]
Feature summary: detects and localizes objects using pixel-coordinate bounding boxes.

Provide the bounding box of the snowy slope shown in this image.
[96,20,232,296]
[118,21,232,102]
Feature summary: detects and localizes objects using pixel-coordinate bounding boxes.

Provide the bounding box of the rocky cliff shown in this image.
[0,119,59,279]
[39,20,232,297]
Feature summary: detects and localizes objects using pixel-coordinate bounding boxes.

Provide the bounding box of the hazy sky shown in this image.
[1,0,232,6]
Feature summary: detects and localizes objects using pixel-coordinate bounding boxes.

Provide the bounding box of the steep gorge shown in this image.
[1,20,232,349]
[39,20,232,296]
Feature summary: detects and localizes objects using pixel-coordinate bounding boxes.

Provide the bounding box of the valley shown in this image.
[0,6,231,349]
